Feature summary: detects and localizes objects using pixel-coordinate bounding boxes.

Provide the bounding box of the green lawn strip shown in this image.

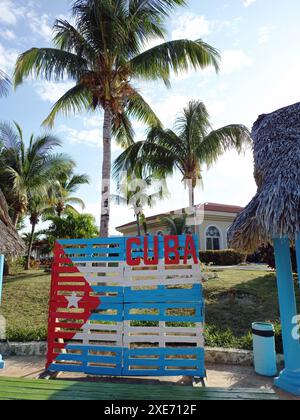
[1,268,299,351]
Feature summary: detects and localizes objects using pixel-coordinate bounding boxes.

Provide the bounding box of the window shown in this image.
[206,226,221,251]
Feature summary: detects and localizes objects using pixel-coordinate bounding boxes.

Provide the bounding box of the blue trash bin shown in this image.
[252,322,277,377]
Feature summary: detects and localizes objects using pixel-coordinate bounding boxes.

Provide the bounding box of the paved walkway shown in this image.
[0,357,298,400]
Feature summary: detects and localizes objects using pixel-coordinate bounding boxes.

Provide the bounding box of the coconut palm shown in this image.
[113,174,166,236]
[48,167,89,217]
[14,0,220,237]
[114,100,251,208]
[0,70,11,97]
[160,214,188,235]
[0,122,73,227]
[25,193,52,270]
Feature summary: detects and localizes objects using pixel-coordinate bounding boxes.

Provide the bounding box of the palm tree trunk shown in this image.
[188,184,197,234]
[188,184,195,208]
[12,211,19,228]
[136,213,141,237]
[100,102,112,237]
[25,221,36,270]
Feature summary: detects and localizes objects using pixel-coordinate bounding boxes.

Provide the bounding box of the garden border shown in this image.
[0,342,284,367]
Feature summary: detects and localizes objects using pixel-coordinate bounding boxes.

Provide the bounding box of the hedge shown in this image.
[199,249,246,266]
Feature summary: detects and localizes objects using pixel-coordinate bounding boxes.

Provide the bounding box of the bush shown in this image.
[200,249,246,266]
[258,244,297,272]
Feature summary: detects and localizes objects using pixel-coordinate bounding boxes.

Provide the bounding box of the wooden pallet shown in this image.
[0,377,278,400]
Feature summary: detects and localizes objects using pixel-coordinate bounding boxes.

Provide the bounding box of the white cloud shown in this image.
[26,11,53,42]
[0,0,18,25]
[243,0,256,7]
[258,26,273,45]
[0,42,18,72]
[35,81,74,103]
[57,124,122,153]
[0,29,16,41]
[172,13,211,40]
[221,50,253,74]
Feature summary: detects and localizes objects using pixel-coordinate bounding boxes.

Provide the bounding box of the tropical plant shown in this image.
[112,174,166,236]
[114,100,251,208]
[14,0,220,237]
[160,214,188,235]
[24,193,52,270]
[0,122,73,227]
[44,211,99,247]
[0,69,11,97]
[48,166,89,217]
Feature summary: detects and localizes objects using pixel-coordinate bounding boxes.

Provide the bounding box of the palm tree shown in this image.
[0,69,11,97]
[48,167,89,217]
[25,193,52,270]
[0,122,73,227]
[113,174,166,236]
[161,214,188,235]
[14,0,220,237]
[114,100,251,208]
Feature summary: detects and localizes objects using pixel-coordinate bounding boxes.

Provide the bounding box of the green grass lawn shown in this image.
[0,268,299,351]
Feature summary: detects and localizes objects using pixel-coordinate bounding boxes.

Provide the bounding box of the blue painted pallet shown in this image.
[123,348,205,377]
[124,284,203,304]
[50,345,123,376]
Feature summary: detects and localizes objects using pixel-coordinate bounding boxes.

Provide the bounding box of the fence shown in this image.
[47,236,205,378]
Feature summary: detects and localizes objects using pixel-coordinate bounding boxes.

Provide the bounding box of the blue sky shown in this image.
[1,0,300,234]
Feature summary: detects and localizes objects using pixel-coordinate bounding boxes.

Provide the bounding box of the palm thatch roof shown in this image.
[228,102,300,252]
[0,188,25,256]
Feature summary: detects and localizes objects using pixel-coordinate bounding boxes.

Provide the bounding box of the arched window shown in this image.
[206,226,221,251]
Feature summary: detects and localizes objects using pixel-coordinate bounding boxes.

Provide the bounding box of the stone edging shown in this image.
[0,342,284,367]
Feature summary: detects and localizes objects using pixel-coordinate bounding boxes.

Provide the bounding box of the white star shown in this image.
[66,292,82,309]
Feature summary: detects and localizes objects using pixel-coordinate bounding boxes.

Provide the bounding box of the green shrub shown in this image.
[200,249,246,266]
[205,324,283,354]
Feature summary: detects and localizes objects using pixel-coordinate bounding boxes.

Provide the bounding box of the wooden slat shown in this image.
[0,378,278,400]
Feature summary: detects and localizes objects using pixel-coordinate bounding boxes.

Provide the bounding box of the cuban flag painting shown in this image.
[47,236,205,378]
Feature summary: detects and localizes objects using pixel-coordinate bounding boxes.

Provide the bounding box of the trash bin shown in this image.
[252,322,277,377]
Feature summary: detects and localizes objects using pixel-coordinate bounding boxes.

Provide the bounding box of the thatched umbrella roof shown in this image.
[228,102,300,253]
[0,188,25,256]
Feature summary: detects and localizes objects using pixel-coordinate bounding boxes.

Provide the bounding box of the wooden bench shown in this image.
[0,377,278,400]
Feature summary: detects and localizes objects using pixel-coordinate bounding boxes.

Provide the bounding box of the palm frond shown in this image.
[65,197,86,210]
[14,48,88,87]
[130,39,220,85]
[43,84,91,127]
[112,111,135,148]
[127,92,162,127]
[0,70,11,97]
[201,124,251,166]
[53,19,96,59]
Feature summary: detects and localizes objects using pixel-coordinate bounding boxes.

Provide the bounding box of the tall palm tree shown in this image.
[0,122,73,227]
[113,174,166,236]
[48,167,89,217]
[0,69,11,97]
[14,0,220,237]
[25,193,52,270]
[114,100,251,208]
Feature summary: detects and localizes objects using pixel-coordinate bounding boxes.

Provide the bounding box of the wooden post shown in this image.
[273,238,300,396]
[296,233,300,289]
[0,255,4,369]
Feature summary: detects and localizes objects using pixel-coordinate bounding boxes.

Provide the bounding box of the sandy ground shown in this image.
[0,356,298,400]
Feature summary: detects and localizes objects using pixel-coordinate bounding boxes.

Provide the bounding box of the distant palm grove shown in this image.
[0,0,252,269]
